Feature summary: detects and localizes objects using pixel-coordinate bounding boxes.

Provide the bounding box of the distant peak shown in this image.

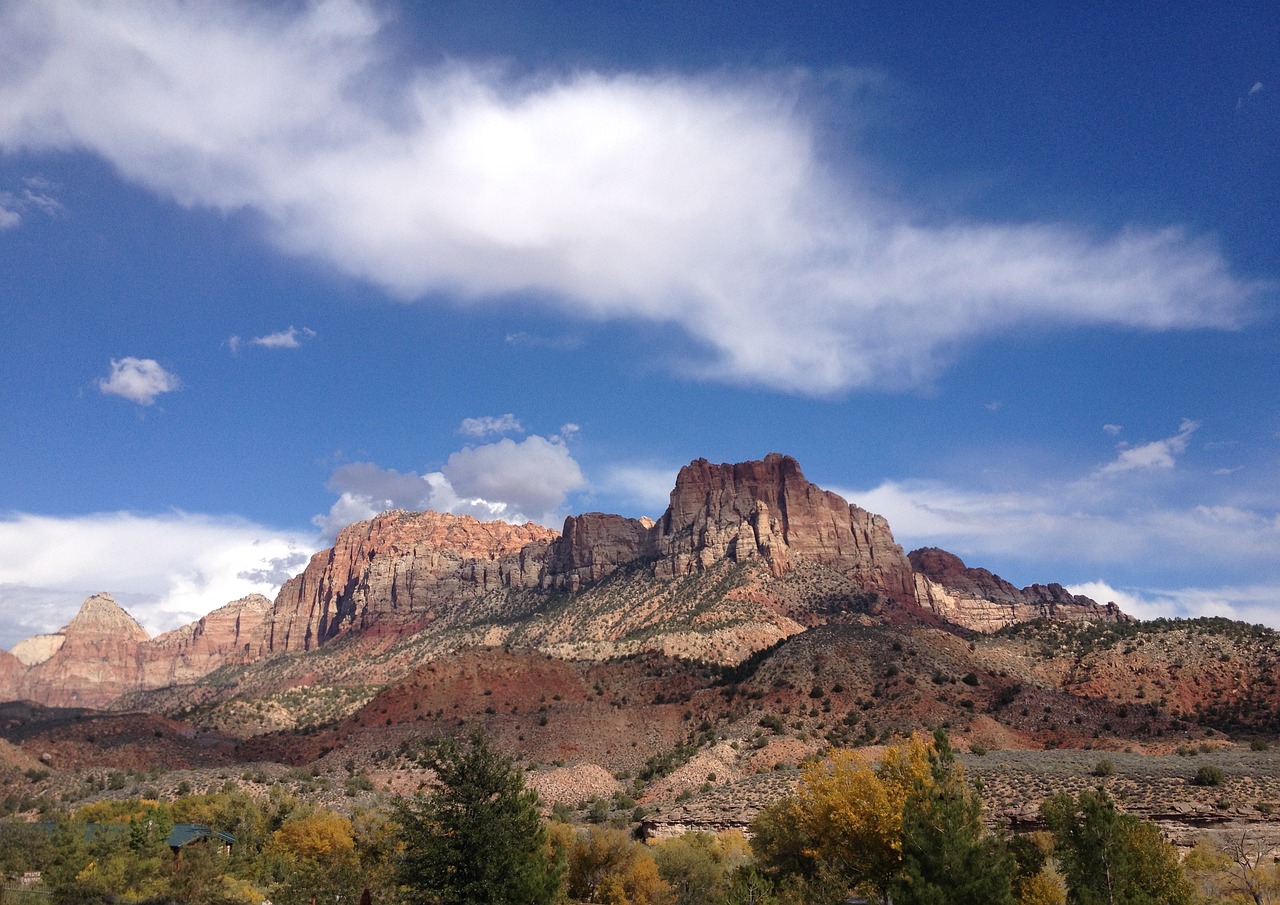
[62,593,150,641]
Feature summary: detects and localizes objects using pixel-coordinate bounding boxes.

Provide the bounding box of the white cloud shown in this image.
[314,432,587,537]
[848,475,1279,574]
[252,325,314,349]
[458,413,523,437]
[0,511,313,648]
[1250,82,1263,96]
[1068,580,1280,627]
[96,356,181,405]
[0,1,1261,394]
[229,326,315,353]
[442,436,586,523]
[597,463,680,516]
[1102,423,1123,436]
[1097,418,1198,475]
[0,177,61,228]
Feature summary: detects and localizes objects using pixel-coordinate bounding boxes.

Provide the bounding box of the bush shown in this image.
[1092,759,1115,777]
[1251,738,1270,752]
[1192,765,1225,787]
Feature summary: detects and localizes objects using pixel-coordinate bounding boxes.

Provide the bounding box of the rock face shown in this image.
[649,455,917,604]
[12,594,151,707]
[267,511,558,652]
[909,548,1129,631]
[3,593,276,709]
[143,595,274,687]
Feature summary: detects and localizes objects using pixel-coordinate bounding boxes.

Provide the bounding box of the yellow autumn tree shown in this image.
[270,810,356,861]
[751,734,934,902]
[568,826,668,905]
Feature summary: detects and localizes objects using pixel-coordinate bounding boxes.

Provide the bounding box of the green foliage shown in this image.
[394,732,562,905]
[751,731,1031,904]
[1091,759,1115,777]
[1040,788,1193,905]
[1193,764,1225,786]
[890,730,1017,905]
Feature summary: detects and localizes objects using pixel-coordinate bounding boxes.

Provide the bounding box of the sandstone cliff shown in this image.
[4,593,277,709]
[909,547,1128,631]
[649,454,917,605]
[266,511,557,652]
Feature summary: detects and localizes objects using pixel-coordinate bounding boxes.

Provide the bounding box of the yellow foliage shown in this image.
[569,826,667,905]
[76,798,168,824]
[270,810,356,862]
[1018,870,1066,905]
[792,733,933,889]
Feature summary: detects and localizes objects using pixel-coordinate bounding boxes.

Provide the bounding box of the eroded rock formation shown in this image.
[910,547,1127,631]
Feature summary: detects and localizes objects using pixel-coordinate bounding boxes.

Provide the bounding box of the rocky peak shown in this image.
[649,454,917,603]
[61,593,150,641]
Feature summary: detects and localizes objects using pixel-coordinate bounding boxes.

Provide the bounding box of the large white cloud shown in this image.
[314,430,587,537]
[0,511,313,649]
[0,1,1262,394]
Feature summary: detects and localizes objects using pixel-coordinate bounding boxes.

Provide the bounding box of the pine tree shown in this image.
[890,729,1017,905]
[395,732,563,905]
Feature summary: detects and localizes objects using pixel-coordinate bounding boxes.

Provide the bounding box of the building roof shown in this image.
[165,823,236,848]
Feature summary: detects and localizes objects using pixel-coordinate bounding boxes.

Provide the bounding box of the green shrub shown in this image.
[1193,765,1225,787]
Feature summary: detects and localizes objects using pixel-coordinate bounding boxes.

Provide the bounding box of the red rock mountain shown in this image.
[3,454,1125,707]
[0,594,272,708]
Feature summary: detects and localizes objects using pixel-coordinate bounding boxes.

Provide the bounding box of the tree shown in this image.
[568,826,667,905]
[395,732,563,905]
[750,734,934,902]
[263,810,362,905]
[1040,788,1193,905]
[890,730,1017,905]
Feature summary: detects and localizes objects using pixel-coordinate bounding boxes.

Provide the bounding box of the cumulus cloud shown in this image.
[1097,418,1198,475]
[314,432,587,537]
[0,202,18,229]
[0,1,1262,394]
[0,511,314,648]
[458,414,523,437]
[96,356,181,405]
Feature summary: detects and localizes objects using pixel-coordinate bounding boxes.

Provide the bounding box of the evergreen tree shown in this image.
[890,729,1017,905]
[1041,788,1193,905]
[394,732,563,905]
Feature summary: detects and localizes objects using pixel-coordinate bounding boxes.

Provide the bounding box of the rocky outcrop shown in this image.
[2,593,278,708]
[542,513,656,591]
[143,595,274,687]
[3,455,1133,707]
[909,548,1129,631]
[266,511,558,652]
[649,455,917,604]
[10,634,65,667]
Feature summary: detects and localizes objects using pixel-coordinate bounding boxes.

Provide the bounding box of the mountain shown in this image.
[0,594,271,709]
[2,454,1123,708]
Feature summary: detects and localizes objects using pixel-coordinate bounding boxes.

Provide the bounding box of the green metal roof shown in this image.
[165,823,235,848]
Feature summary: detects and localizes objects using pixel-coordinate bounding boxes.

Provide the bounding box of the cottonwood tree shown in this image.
[395,732,563,905]
[1040,788,1193,905]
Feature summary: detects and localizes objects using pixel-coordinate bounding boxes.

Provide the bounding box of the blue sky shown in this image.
[0,1,1276,648]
